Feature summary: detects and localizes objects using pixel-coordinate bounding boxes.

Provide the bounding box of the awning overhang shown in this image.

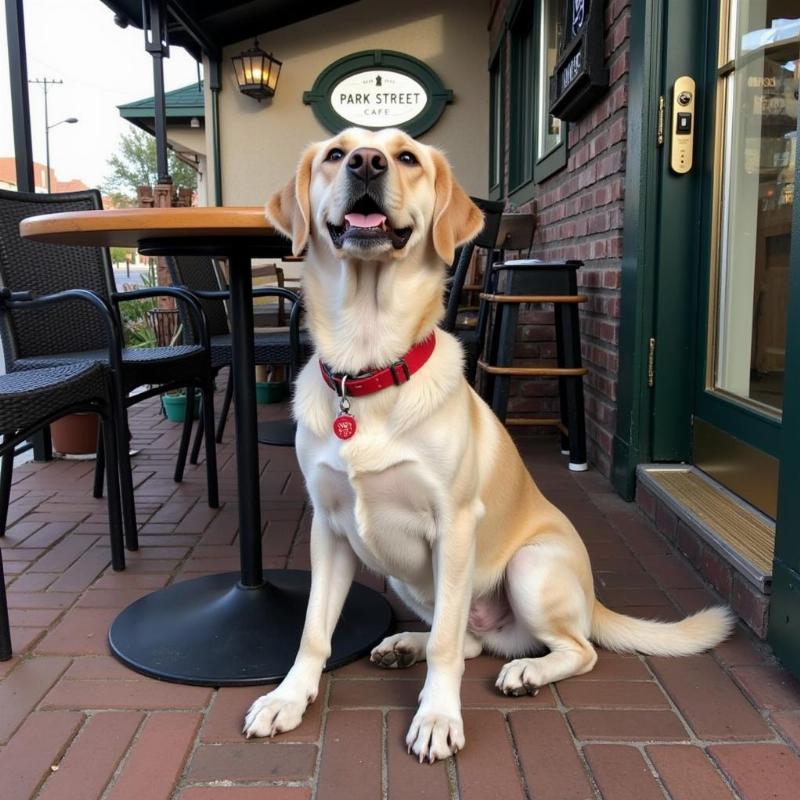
[99,0,358,61]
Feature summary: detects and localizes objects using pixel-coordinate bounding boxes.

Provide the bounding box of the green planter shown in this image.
[162,391,201,422]
[256,381,288,404]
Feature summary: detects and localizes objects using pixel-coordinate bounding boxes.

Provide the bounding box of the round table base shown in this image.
[257,419,297,446]
[108,570,393,686]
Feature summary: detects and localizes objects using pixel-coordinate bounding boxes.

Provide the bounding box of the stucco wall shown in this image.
[209,0,489,205]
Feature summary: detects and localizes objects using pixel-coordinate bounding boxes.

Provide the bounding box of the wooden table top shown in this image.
[20,206,281,249]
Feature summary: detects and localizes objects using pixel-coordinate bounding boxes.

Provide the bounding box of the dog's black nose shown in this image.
[346,148,387,182]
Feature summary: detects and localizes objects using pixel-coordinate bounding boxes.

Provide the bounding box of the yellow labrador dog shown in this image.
[244,127,732,761]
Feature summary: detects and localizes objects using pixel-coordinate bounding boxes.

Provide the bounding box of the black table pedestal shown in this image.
[110,238,393,685]
[257,419,297,446]
[108,571,392,685]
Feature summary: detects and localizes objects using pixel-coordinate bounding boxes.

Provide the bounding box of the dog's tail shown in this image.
[590,600,734,657]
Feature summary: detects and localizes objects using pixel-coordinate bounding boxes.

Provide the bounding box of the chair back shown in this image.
[166,255,231,339]
[441,197,504,333]
[496,213,535,256]
[0,188,113,366]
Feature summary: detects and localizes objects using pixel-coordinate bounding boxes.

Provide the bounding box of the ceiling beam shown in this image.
[167,0,221,60]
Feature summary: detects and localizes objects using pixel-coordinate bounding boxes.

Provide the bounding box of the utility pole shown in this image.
[28,77,62,191]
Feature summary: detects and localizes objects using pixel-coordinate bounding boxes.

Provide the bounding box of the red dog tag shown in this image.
[333,414,357,440]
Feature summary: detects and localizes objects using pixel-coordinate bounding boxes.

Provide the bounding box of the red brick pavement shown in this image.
[1,393,799,799]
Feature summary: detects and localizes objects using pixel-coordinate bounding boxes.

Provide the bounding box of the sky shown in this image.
[1,0,200,188]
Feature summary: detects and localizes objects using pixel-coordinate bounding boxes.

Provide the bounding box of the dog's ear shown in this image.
[266,144,317,256]
[431,150,485,265]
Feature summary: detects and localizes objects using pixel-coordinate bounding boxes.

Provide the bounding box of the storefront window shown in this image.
[508,0,535,194]
[489,49,504,198]
[536,0,563,159]
[506,0,567,200]
[712,0,798,413]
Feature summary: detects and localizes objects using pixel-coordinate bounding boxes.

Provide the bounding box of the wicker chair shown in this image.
[167,255,311,461]
[0,188,218,551]
[0,288,127,661]
[441,197,505,382]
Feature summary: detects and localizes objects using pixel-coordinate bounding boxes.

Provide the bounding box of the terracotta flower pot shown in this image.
[50,413,99,456]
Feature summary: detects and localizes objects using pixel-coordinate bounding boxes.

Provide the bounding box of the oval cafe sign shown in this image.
[303,50,453,137]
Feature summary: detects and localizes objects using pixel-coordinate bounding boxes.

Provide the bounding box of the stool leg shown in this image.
[190,412,204,465]
[93,422,105,499]
[216,370,234,443]
[0,547,11,660]
[558,302,587,471]
[201,379,219,509]
[174,387,195,483]
[554,305,571,455]
[0,444,13,536]
[102,419,125,572]
[489,301,519,423]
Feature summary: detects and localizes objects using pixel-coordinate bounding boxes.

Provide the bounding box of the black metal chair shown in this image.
[167,255,311,459]
[0,188,218,551]
[441,198,505,382]
[0,288,127,661]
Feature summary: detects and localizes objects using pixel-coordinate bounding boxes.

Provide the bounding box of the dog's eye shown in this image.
[397,151,418,165]
[326,148,345,162]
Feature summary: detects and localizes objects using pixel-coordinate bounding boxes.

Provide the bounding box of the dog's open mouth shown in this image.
[327,195,412,250]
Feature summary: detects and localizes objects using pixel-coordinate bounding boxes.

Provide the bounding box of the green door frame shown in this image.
[613,0,709,491]
[614,0,780,484]
[768,117,800,675]
[612,0,663,498]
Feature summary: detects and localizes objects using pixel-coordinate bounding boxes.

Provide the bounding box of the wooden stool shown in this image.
[477,259,589,471]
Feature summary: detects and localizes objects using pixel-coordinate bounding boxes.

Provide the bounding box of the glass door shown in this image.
[693,0,798,518]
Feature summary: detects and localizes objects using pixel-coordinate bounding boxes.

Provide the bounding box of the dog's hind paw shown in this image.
[243,692,306,739]
[370,632,427,669]
[495,658,542,697]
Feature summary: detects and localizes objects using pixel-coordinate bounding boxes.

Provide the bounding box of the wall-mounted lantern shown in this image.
[232,39,282,101]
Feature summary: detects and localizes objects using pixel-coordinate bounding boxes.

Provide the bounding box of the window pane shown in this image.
[509,1,535,190]
[713,1,798,412]
[490,56,502,189]
[537,0,563,158]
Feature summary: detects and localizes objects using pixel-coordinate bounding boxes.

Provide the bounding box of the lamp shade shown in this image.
[232,39,282,101]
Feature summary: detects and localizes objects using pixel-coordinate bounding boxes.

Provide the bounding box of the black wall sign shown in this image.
[549,0,609,121]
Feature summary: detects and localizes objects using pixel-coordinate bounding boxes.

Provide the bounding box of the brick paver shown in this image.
[583,744,663,800]
[510,710,594,800]
[0,711,84,800]
[2,393,800,798]
[710,744,800,800]
[647,744,735,800]
[37,711,143,800]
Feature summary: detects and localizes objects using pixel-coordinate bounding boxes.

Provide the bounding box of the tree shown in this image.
[103,128,197,203]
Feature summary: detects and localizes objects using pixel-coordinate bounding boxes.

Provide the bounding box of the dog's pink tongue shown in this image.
[345,212,386,228]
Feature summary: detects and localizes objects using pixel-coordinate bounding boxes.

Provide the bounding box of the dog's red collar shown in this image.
[319,332,436,398]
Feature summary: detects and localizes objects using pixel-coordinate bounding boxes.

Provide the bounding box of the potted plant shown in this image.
[161,388,202,422]
[256,366,288,404]
[50,412,100,458]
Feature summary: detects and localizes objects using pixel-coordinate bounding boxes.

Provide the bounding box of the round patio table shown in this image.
[20,207,392,686]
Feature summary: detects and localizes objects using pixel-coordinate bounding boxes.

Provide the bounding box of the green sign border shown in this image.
[303,50,453,137]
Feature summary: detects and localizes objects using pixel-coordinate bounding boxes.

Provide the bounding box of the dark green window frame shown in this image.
[532,0,567,182]
[508,0,535,198]
[489,44,505,200]
[506,0,568,205]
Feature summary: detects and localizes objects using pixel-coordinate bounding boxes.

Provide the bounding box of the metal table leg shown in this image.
[109,248,392,686]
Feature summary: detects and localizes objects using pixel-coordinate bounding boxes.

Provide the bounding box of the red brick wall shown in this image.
[487,0,629,477]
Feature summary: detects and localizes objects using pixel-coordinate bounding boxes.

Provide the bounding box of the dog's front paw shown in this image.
[495,658,542,697]
[406,709,465,762]
[243,691,307,738]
